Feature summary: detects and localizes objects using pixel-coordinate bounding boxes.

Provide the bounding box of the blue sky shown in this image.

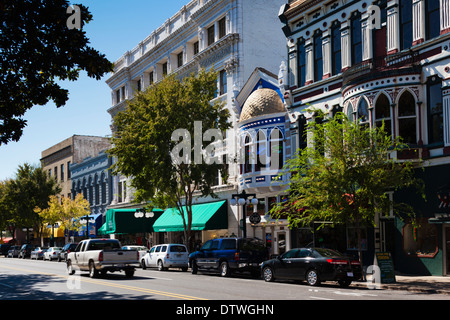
[0,0,189,181]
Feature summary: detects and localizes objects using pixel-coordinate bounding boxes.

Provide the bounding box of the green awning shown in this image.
[98,208,163,235]
[153,200,228,232]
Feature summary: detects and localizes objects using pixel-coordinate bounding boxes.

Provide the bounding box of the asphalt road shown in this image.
[1,256,448,303]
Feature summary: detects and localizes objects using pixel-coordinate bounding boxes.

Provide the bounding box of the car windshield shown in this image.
[169,245,187,252]
[314,248,344,257]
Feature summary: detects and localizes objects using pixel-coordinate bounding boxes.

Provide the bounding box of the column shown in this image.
[288,44,297,88]
[361,14,373,61]
[412,0,425,45]
[304,38,313,85]
[387,1,399,54]
[443,89,450,154]
[340,22,350,71]
[322,31,331,79]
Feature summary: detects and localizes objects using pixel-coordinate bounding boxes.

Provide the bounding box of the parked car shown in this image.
[66,239,139,278]
[7,246,21,258]
[141,244,189,271]
[58,243,78,262]
[44,247,63,261]
[18,244,34,258]
[261,247,363,287]
[0,244,11,257]
[122,245,148,263]
[30,247,48,260]
[189,238,268,277]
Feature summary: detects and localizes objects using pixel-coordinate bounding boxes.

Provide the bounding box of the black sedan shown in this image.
[261,248,362,287]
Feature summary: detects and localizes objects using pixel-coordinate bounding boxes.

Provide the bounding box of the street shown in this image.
[0,257,448,302]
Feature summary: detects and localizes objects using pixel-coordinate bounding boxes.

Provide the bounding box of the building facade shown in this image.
[40,135,111,243]
[70,151,113,238]
[279,0,450,275]
[105,0,287,246]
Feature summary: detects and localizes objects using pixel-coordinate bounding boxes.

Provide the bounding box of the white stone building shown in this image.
[105,0,286,246]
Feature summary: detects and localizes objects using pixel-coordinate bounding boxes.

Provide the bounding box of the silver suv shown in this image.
[141,244,189,272]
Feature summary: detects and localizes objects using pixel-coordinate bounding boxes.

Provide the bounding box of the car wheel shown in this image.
[219,261,230,277]
[141,259,147,270]
[263,266,275,282]
[89,261,98,278]
[125,269,135,278]
[157,260,166,271]
[67,261,75,275]
[338,279,352,287]
[306,269,320,286]
[191,260,198,274]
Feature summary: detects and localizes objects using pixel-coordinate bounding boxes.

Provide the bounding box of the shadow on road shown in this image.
[0,273,156,300]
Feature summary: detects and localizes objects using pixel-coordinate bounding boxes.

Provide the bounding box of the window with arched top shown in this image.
[374,93,392,137]
[346,103,354,122]
[256,130,267,172]
[269,128,284,170]
[357,97,370,129]
[397,90,417,144]
[243,134,253,174]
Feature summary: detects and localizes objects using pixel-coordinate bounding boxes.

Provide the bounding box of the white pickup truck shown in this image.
[66,239,139,278]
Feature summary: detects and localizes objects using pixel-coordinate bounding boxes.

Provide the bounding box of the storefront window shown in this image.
[403,221,438,257]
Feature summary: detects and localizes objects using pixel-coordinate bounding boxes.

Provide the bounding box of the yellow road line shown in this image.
[0,264,207,300]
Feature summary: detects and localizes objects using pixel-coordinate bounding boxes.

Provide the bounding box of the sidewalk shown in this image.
[354,274,450,295]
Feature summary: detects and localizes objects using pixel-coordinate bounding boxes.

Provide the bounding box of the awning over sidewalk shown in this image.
[152,200,228,232]
[98,209,163,235]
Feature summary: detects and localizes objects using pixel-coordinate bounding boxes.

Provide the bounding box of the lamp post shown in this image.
[230,190,258,238]
[80,215,95,238]
[135,208,154,247]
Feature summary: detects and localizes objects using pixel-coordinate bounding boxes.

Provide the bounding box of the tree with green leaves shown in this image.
[0,0,113,144]
[270,112,424,266]
[109,69,230,250]
[35,193,90,245]
[3,164,61,238]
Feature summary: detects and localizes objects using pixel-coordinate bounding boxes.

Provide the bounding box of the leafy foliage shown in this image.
[0,0,113,144]
[270,113,424,259]
[109,69,230,248]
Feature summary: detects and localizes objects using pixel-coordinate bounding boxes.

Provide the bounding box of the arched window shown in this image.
[357,97,370,129]
[256,130,267,172]
[244,134,252,174]
[270,128,284,170]
[375,93,392,136]
[346,102,354,122]
[398,90,417,144]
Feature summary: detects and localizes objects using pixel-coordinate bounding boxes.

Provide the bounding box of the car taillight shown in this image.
[166,253,170,259]
[99,251,103,262]
[327,259,348,265]
[234,252,239,261]
[351,260,361,266]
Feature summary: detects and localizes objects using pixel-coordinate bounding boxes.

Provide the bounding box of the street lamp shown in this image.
[230,190,258,238]
[80,215,95,238]
[135,208,154,248]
